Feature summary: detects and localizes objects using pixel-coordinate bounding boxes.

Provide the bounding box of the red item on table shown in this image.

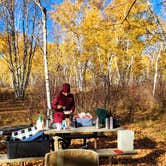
[112,149,124,154]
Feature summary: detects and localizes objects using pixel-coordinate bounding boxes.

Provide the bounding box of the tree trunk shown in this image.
[153,44,162,96]
[34,0,51,128]
[2,0,37,99]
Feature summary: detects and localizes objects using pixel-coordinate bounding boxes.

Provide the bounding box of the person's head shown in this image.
[62,83,70,94]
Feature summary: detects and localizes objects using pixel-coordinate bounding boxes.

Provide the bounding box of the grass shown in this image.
[135,112,166,141]
[0,89,166,166]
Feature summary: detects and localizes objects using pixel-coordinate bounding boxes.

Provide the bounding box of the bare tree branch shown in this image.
[122,0,137,24]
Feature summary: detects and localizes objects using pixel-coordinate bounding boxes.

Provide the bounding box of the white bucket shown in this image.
[118,130,134,151]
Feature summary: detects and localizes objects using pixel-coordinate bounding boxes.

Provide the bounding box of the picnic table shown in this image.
[44,126,123,149]
[0,126,137,165]
[44,126,137,165]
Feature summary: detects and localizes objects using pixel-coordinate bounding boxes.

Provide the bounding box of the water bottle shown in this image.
[72,118,77,128]
[36,114,44,131]
[96,117,99,129]
[109,116,113,129]
[105,118,109,129]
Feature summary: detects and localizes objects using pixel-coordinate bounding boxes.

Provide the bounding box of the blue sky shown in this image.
[151,0,163,14]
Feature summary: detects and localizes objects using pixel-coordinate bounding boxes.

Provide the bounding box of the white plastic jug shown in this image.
[118,130,134,151]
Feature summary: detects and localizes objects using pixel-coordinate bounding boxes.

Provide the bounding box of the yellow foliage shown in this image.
[31,48,44,76]
[0,33,8,54]
[49,0,163,85]
[51,0,81,31]
[159,51,166,75]
[0,58,11,84]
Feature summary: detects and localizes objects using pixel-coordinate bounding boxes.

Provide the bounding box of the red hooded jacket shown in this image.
[51,83,75,123]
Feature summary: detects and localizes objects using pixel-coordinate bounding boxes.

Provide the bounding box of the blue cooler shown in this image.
[75,118,93,127]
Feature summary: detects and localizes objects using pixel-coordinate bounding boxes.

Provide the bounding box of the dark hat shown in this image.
[62,83,70,93]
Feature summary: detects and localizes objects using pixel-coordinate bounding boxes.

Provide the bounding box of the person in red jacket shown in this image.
[51,83,75,127]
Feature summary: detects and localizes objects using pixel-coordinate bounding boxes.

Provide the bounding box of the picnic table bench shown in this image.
[0,154,44,165]
[96,148,137,157]
[96,148,137,165]
[0,148,137,165]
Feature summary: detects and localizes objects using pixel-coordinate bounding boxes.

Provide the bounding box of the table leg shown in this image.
[53,136,62,151]
[109,156,113,166]
[94,138,97,149]
[20,162,24,166]
[83,138,86,145]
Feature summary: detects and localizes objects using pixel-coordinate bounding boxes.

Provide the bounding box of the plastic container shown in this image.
[109,117,113,129]
[11,126,38,141]
[96,117,99,129]
[56,123,62,131]
[65,118,70,128]
[72,118,77,128]
[7,137,50,159]
[118,130,134,151]
[36,115,44,131]
[62,120,67,129]
[105,118,109,129]
[75,118,93,127]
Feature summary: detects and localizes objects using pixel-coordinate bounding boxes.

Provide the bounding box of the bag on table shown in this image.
[95,108,120,128]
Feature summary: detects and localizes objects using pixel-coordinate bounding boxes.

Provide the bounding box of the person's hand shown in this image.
[57,105,63,109]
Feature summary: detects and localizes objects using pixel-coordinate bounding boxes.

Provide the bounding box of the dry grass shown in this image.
[0,86,166,166]
[0,112,165,166]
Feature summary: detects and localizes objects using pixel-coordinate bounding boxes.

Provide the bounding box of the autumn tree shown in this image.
[50,0,161,89]
[0,0,38,99]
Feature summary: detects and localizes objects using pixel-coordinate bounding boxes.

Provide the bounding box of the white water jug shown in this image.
[118,130,134,151]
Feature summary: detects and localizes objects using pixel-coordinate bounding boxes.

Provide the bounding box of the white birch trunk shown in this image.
[42,8,51,128]
[153,44,162,96]
[114,56,121,85]
[76,60,84,91]
[107,55,112,85]
[127,55,134,86]
[34,0,51,128]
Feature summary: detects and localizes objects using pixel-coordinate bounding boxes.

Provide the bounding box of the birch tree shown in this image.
[153,44,163,96]
[33,0,51,128]
[0,0,37,99]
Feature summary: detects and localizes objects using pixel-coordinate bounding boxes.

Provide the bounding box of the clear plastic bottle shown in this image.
[96,117,99,129]
[109,116,113,129]
[72,118,77,128]
[105,117,109,129]
[36,114,44,131]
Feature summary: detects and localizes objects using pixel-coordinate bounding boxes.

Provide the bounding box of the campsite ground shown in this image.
[0,89,165,166]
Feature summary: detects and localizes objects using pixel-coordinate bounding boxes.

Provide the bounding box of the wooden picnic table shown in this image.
[44,126,123,149]
[0,127,137,165]
[44,127,137,165]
